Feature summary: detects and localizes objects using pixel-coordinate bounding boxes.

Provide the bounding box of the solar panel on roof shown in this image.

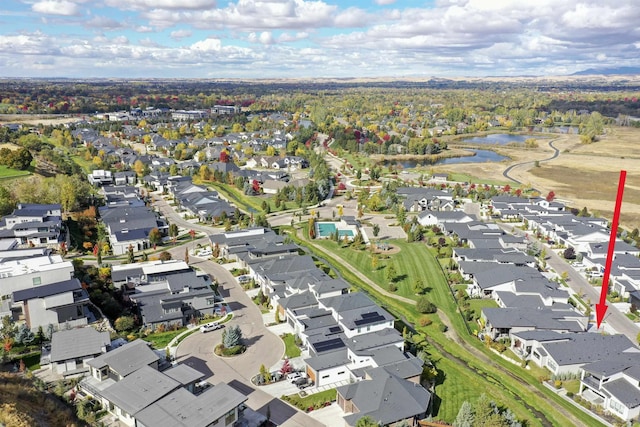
[328,326,342,334]
[354,313,385,326]
[313,338,345,353]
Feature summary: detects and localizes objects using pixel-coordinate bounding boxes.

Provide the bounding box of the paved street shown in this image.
[502,224,640,342]
[172,254,324,427]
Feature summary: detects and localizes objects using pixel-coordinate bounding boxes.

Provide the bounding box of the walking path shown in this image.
[502,139,560,186]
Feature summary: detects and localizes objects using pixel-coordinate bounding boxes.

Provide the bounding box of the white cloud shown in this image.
[191,38,222,52]
[277,31,309,42]
[105,0,217,11]
[374,0,396,4]
[32,0,80,16]
[136,26,154,33]
[144,0,339,31]
[170,29,192,40]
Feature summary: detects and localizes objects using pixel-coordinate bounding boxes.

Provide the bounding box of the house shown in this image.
[580,353,640,422]
[114,171,137,185]
[80,340,247,427]
[481,307,587,341]
[49,327,110,376]
[0,203,64,248]
[336,367,431,426]
[100,204,165,255]
[11,278,91,332]
[88,170,113,186]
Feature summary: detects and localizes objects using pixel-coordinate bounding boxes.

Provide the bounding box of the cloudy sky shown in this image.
[1,0,639,79]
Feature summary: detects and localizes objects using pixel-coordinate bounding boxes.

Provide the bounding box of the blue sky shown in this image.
[1,0,639,78]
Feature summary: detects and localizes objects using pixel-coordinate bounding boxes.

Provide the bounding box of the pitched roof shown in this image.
[50,327,110,363]
[542,333,636,366]
[99,365,180,416]
[87,339,159,377]
[12,278,82,302]
[134,383,247,427]
[338,368,430,426]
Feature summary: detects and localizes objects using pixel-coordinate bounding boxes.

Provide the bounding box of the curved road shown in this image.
[502,139,560,186]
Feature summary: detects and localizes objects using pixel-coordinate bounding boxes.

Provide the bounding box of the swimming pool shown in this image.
[317,222,338,237]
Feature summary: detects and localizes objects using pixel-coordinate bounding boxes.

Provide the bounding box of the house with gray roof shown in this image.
[481,307,587,341]
[0,203,63,248]
[49,327,110,376]
[580,353,640,422]
[337,367,431,426]
[79,338,248,427]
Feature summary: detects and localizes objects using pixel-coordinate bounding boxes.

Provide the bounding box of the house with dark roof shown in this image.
[100,202,166,255]
[49,327,110,376]
[111,260,217,330]
[11,278,90,331]
[481,307,587,341]
[336,367,431,426]
[0,203,64,248]
[580,353,640,422]
[80,339,247,427]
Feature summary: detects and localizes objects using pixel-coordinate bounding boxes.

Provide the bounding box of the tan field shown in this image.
[0,114,84,126]
[436,128,640,230]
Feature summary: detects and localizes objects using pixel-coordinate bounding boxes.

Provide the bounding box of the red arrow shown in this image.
[596,170,627,328]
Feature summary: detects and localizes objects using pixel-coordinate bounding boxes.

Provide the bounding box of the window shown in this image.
[322,375,329,379]
[32,277,41,286]
[338,371,345,375]
[224,409,236,425]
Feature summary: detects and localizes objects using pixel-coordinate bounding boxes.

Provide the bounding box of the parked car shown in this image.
[197,248,212,257]
[287,372,306,383]
[237,275,251,284]
[200,322,222,333]
[293,377,308,386]
[298,380,314,390]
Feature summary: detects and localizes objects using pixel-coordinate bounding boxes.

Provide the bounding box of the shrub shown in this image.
[439,324,448,333]
[416,296,437,314]
[418,316,432,327]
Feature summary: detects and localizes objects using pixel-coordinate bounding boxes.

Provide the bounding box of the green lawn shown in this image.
[282,389,336,411]
[281,333,301,358]
[142,328,187,349]
[0,165,31,179]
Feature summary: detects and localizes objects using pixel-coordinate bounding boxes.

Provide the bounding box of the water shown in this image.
[460,133,531,145]
[384,149,508,169]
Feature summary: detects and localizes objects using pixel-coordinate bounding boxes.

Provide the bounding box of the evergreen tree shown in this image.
[454,401,474,427]
[223,325,243,348]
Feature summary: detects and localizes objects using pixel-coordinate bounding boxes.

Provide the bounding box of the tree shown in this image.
[114,316,135,332]
[386,264,396,283]
[337,205,344,217]
[546,191,555,202]
[308,217,316,239]
[168,223,179,243]
[563,246,576,260]
[223,325,243,348]
[159,251,172,261]
[184,247,190,264]
[372,223,380,237]
[148,227,162,246]
[454,401,475,427]
[371,255,379,270]
[133,159,146,176]
[413,278,425,294]
[280,358,293,375]
[14,323,34,345]
[355,416,379,427]
[416,296,436,314]
[189,229,196,240]
[127,244,135,264]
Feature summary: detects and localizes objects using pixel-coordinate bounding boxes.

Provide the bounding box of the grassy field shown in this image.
[0,165,31,180]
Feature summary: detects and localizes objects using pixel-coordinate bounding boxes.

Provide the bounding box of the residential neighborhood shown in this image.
[1,89,640,427]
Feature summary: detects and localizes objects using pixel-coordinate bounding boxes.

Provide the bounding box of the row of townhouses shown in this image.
[441,195,640,422]
[210,227,432,427]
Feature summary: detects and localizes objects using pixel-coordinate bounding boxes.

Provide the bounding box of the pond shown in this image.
[383,149,508,169]
[459,133,532,145]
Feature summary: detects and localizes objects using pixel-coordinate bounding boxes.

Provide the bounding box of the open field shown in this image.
[0,113,84,126]
[433,128,640,230]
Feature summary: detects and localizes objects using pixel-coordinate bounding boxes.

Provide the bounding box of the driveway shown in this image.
[174,259,325,427]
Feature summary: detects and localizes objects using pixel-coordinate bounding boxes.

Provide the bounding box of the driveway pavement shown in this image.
[174,259,325,427]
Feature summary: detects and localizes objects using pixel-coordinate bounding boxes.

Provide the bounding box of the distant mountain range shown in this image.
[572,67,640,76]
